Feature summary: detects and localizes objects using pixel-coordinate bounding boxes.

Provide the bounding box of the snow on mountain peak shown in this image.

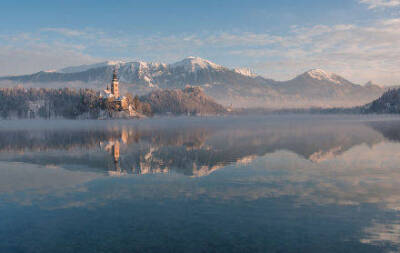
[304,69,341,84]
[306,69,333,79]
[105,60,125,66]
[170,56,224,72]
[234,68,256,77]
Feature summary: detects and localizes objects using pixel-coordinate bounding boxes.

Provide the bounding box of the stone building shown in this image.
[102,68,120,99]
[110,68,120,98]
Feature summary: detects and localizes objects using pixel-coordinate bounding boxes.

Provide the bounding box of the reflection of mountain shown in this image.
[4,119,400,252]
[0,117,396,177]
[366,120,400,142]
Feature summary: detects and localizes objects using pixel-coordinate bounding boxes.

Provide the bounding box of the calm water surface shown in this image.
[1,115,400,252]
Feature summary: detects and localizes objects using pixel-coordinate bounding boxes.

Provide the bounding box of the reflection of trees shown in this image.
[0,118,396,177]
[91,120,387,176]
[103,127,213,176]
[0,129,120,152]
[0,125,210,153]
[367,120,400,142]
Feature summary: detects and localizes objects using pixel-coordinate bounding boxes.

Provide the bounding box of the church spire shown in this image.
[111,67,119,98]
[112,68,118,82]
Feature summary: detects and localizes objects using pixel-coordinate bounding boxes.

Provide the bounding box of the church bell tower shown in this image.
[111,68,120,98]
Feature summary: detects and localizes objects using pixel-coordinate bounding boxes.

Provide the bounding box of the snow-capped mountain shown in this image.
[303,69,345,84]
[170,56,225,72]
[0,57,387,108]
[233,68,256,77]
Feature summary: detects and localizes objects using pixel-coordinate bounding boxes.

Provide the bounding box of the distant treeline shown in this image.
[0,86,229,119]
[232,106,360,115]
[361,88,400,114]
[0,87,152,119]
[140,86,227,115]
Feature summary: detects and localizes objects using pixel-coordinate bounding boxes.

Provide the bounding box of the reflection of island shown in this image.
[110,141,122,176]
[4,118,400,252]
[102,120,386,176]
[1,117,400,177]
[103,139,170,176]
[367,120,400,142]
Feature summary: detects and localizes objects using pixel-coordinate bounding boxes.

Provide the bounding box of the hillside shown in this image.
[141,86,226,115]
[361,88,400,114]
[0,57,387,108]
[0,86,226,119]
[0,87,151,119]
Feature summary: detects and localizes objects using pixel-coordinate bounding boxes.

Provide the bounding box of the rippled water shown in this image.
[1,115,400,252]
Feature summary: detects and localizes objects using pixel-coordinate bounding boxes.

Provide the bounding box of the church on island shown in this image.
[100,68,138,117]
[101,68,122,100]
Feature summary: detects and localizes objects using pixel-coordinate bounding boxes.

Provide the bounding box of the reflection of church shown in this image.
[105,142,170,176]
[112,141,120,172]
[99,126,225,177]
[104,140,125,176]
[101,128,170,176]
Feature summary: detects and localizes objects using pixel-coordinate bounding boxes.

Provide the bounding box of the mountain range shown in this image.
[0,56,387,108]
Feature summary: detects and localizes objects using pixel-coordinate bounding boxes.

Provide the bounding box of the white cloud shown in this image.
[359,0,400,9]
[128,19,400,85]
[42,28,87,37]
[0,29,123,75]
[1,17,400,86]
[0,42,98,75]
[220,19,400,85]
[0,45,99,75]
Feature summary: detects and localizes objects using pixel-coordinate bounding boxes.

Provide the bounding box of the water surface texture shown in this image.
[1,115,400,253]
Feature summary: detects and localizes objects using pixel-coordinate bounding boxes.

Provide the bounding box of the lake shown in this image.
[1,115,400,252]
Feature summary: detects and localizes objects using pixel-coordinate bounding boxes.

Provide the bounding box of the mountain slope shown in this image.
[0,57,386,108]
[361,88,400,113]
[274,69,385,105]
[141,86,226,115]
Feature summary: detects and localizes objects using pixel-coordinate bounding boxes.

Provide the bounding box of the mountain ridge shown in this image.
[0,57,387,108]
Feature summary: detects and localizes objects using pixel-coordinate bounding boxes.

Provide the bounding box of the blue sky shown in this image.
[1,0,400,85]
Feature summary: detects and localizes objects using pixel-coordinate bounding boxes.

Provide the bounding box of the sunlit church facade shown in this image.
[101,68,121,99]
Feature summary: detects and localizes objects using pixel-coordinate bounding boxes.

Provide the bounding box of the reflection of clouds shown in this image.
[3,139,400,229]
[236,155,258,165]
[238,142,400,209]
[2,118,400,249]
[361,221,400,247]
[0,161,103,205]
[2,118,400,206]
[4,135,400,209]
[319,143,400,209]
[0,117,390,178]
[191,164,224,178]
[105,141,400,209]
[30,141,400,208]
[3,129,400,210]
[309,145,344,163]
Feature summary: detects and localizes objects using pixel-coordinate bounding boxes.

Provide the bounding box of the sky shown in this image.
[0,0,400,85]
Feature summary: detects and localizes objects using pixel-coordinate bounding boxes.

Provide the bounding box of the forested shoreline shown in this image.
[0,87,152,119]
[0,86,227,119]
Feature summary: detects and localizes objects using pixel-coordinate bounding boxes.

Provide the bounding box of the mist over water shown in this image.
[1,115,400,252]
